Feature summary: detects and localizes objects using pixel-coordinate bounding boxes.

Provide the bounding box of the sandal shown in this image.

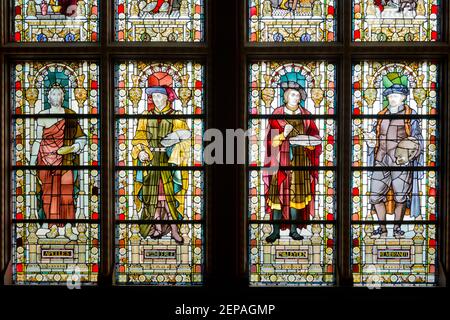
[171,235,184,245]
[151,229,163,239]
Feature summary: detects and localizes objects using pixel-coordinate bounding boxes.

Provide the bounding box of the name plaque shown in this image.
[143,249,177,260]
[377,249,410,260]
[41,249,74,259]
[275,249,308,260]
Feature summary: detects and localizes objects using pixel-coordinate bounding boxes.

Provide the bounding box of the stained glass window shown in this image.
[248,0,336,42]
[115,0,204,42]
[114,61,204,284]
[353,0,440,42]
[12,1,99,42]
[352,61,439,286]
[248,61,336,285]
[11,61,101,284]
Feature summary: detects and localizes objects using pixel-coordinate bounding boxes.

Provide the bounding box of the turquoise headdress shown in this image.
[279,72,307,106]
[382,72,409,96]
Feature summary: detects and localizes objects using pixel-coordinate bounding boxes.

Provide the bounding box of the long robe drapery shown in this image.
[36,109,85,221]
[131,107,190,238]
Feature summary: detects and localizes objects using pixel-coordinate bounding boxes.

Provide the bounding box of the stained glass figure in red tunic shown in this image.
[263,73,322,243]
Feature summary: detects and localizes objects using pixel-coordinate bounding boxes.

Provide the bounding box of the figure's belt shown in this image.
[150,147,167,152]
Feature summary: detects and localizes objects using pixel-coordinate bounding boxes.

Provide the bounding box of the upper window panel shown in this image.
[115,0,205,42]
[249,0,336,42]
[12,0,99,42]
[353,0,440,42]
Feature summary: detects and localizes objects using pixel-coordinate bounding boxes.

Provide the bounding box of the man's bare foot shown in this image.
[65,224,78,241]
[46,225,59,239]
[171,233,184,245]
